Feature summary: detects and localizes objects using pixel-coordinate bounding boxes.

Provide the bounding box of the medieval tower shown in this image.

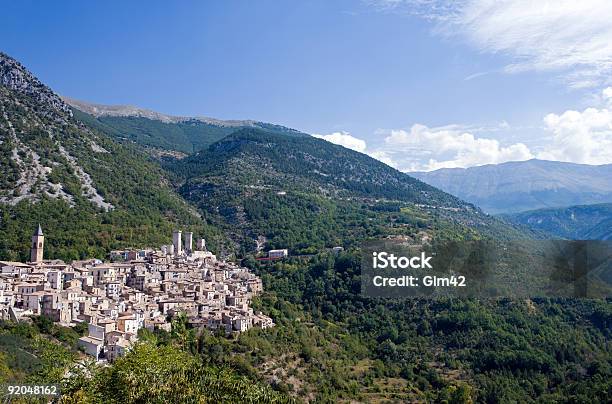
[184,231,193,254]
[172,230,183,256]
[31,224,44,263]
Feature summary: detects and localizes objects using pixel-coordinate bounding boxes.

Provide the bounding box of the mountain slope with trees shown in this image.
[167,128,532,255]
[160,130,609,401]
[503,203,612,240]
[67,98,307,154]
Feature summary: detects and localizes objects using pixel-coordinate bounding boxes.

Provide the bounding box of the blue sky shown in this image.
[3,0,612,171]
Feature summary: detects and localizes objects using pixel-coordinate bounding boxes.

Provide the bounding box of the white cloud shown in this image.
[374,123,533,171]
[313,122,535,172]
[537,88,612,164]
[315,87,612,170]
[372,0,612,88]
[313,131,368,153]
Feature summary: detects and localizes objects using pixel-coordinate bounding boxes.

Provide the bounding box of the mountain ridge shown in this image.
[64,96,287,128]
[65,97,307,154]
[0,51,72,117]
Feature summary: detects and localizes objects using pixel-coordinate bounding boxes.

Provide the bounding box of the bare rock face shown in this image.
[0,52,72,117]
[63,97,182,123]
[0,52,112,210]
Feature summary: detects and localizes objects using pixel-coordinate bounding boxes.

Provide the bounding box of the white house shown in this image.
[268,249,288,259]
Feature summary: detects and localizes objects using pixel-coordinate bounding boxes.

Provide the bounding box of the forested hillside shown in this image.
[504,203,612,240]
[235,254,611,402]
[166,129,532,255]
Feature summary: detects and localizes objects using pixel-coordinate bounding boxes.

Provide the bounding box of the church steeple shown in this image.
[31,224,44,263]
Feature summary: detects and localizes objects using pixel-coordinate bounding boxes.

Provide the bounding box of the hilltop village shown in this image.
[0,226,273,362]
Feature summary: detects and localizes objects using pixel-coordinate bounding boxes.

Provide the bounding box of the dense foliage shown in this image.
[238,253,612,402]
[0,320,289,403]
[61,342,289,403]
[0,320,83,385]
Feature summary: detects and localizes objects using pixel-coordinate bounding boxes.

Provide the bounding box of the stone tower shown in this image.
[172,230,182,256]
[184,232,193,254]
[31,224,44,263]
[197,238,206,251]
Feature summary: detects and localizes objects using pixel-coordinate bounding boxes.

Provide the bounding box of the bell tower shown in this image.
[31,224,44,263]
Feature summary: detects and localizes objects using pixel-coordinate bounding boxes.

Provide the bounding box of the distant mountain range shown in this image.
[411,159,612,214]
[503,203,612,240]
